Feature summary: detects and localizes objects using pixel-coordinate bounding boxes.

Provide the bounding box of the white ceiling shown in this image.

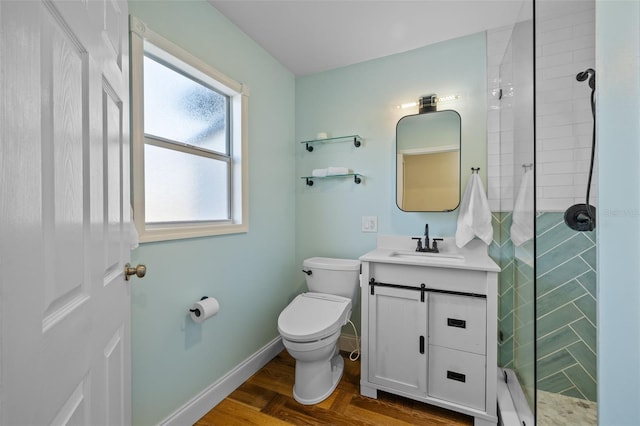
[209,0,527,76]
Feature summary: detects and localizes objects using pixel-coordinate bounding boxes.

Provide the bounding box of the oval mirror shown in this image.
[396,110,461,212]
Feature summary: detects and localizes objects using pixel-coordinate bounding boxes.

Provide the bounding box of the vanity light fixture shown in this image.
[437,94,461,102]
[418,94,438,113]
[395,94,461,111]
[398,101,419,109]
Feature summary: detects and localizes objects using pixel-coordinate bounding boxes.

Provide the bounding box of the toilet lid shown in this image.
[278,293,352,342]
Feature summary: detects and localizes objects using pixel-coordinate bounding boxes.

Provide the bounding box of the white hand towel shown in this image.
[312,168,328,177]
[455,173,493,248]
[511,169,534,246]
[327,166,351,175]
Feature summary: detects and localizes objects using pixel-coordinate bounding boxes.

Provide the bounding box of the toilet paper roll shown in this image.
[190,297,220,323]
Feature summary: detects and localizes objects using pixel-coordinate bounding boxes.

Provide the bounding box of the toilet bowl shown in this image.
[278,293,351,404]
[277,257,360,405]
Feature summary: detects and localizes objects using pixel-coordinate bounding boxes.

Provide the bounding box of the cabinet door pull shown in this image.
[447,318,467,329]
[419,336,425,354]
[446,370,466,383]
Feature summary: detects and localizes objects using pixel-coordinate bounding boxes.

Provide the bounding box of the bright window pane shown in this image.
[144,144,229,223]
[143,55,228,153]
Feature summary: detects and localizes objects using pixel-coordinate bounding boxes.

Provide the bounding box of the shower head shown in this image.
[576,68,596,89]
[568,68,597,233]
[576,70,590,81]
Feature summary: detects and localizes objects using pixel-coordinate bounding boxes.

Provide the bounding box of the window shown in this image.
[130,17,248,242]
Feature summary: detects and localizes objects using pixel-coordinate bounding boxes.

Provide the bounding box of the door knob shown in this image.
[124,263,146,281]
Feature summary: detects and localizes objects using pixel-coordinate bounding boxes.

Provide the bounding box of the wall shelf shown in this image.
[302,173,363,186]
[300,135,362,152]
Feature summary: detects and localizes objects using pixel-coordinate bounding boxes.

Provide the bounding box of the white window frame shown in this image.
[130,16,248,242]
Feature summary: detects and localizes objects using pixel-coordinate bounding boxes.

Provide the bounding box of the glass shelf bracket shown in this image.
[302,174,363,186]
[300,135,362,152]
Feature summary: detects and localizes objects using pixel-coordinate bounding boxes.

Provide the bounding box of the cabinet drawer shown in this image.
[428,345,486,410]
[369,263,488,296]
[429,293,486,354]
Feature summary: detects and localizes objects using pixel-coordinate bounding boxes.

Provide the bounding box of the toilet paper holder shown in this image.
[189,296,209,318]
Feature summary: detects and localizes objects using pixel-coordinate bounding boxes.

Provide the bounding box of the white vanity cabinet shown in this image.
[359,238,500,426]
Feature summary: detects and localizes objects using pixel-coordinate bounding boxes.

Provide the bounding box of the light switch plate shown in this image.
[362,216,378,233]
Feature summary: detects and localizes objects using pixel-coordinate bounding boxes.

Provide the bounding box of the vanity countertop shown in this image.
[359,235,500,273]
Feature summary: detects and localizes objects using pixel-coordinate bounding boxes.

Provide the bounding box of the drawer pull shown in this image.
[447,318,467,329]
[446,370,466,383]
[419,336,425,354]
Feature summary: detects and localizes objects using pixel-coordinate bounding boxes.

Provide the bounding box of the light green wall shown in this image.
[128,1,296,424]
[127,6,488,422]
[295,33,487,329]
[596,0,640,423]
[124,3,640,422]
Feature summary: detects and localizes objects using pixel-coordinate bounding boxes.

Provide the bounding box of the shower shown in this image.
[564,68,597,231]
[487,1,598,423]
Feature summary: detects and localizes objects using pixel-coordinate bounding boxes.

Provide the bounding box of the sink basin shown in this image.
[389,250,464,261]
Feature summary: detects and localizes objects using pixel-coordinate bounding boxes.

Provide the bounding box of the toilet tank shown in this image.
[303,257,361,302]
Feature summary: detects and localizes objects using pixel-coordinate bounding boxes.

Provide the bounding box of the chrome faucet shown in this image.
[412,224,443,253]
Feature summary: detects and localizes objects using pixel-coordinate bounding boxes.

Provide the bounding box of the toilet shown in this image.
[277,257,360,405]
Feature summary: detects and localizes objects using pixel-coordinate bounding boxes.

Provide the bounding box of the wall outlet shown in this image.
[362,216,378,233]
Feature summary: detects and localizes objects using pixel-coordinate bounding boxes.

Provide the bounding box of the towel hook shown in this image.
[522,163,533,171]
[471,167,480,174]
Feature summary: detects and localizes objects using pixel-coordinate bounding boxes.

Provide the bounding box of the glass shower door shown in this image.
[493,2,535,422]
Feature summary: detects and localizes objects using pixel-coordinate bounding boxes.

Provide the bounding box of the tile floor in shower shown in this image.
[537,390,597,425]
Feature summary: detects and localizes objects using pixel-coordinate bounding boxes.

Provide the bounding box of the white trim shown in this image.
[159,337,284,426]
[130,16,242,94]
[338,332,359,354]
[139,220,248,243]
[129,15,249,243]
[159,333,357,425]
[398,144,459,155]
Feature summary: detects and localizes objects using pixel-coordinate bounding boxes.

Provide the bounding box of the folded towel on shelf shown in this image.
[511,168,534,246]
[455,173,494,248]
[311,168,328,177]
[327,166,351,175]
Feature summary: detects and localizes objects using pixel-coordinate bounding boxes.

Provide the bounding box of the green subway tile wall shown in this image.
[490,212,515,368]
[491,211,597,403]
[536,212,597,402]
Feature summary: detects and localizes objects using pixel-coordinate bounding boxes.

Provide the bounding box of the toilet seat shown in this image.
[278,293,352,343]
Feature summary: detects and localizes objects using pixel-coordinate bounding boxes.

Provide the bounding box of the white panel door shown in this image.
[0,0,132,424]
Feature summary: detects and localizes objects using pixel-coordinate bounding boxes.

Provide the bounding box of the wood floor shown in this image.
[196,351,473,425]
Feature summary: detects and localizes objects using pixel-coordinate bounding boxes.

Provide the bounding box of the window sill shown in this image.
[138,222,248,243]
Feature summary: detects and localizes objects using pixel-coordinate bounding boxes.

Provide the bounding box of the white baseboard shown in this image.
[338,332,360,354]
[159,336,284,426]
[159,332,358,425]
